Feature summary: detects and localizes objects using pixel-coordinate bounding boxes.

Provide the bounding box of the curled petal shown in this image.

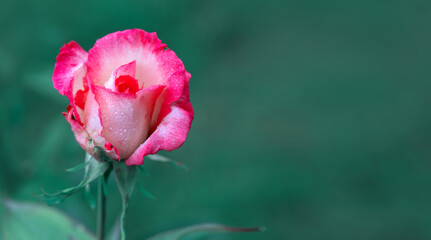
[53,41,88,96]
[53,41,88,122]
[115,75,140,94]
[151,69,188,129]
[104,60,137,91]
[126,75,193,166]
[93,84,165,159]
[114,60,136,79]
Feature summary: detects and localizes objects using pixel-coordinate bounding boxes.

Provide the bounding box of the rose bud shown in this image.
[52,29,194,166]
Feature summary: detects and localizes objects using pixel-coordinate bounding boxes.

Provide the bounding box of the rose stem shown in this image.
[97,168,111,240]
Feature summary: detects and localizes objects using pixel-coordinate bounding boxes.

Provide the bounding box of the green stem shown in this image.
[97,168,111,240]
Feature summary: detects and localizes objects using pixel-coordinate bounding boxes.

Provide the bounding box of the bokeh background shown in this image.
[1,0,431,239]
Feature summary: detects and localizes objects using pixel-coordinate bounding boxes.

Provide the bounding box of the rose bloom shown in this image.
[52,29,194,166]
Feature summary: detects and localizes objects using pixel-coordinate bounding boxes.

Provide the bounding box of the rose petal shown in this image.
[115,75,139,94]
[52,41,88,122]
[83,89,104,143]
[92,84,165,159]
[74,88,88,110]
[114,60,136,79]
[150,69,188,130]
[125,74,193,166]
[53,41,88,96]
[104,60,136,91]
[63,105,92,155]
[86,29,164,88]
[83,89,120,160]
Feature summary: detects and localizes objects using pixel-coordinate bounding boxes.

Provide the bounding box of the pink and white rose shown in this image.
[52,29,194,166]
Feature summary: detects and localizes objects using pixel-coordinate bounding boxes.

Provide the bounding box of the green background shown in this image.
[1,0,431,239]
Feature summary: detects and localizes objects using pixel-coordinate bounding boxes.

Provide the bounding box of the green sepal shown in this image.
[2,199,96,240]
[113,161,137,240]
[146,154,188,171]
[146,223,264,240]
[84,184,96,210]
[38,153,111,205]
[65,160,90,172]
[137,182,157,200]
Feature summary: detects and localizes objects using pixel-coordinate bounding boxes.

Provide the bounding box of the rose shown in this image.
[52,29,194,166]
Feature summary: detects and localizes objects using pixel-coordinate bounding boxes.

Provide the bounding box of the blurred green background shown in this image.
[1,0,431,239]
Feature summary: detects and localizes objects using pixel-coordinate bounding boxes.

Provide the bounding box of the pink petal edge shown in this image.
[53,41,88,96]
[125,72,193,166]
[52,41,88,123]
[86,29,164,87]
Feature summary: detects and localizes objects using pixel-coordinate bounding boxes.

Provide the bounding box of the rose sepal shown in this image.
[145,154,188,171]
[38,152,112,205]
